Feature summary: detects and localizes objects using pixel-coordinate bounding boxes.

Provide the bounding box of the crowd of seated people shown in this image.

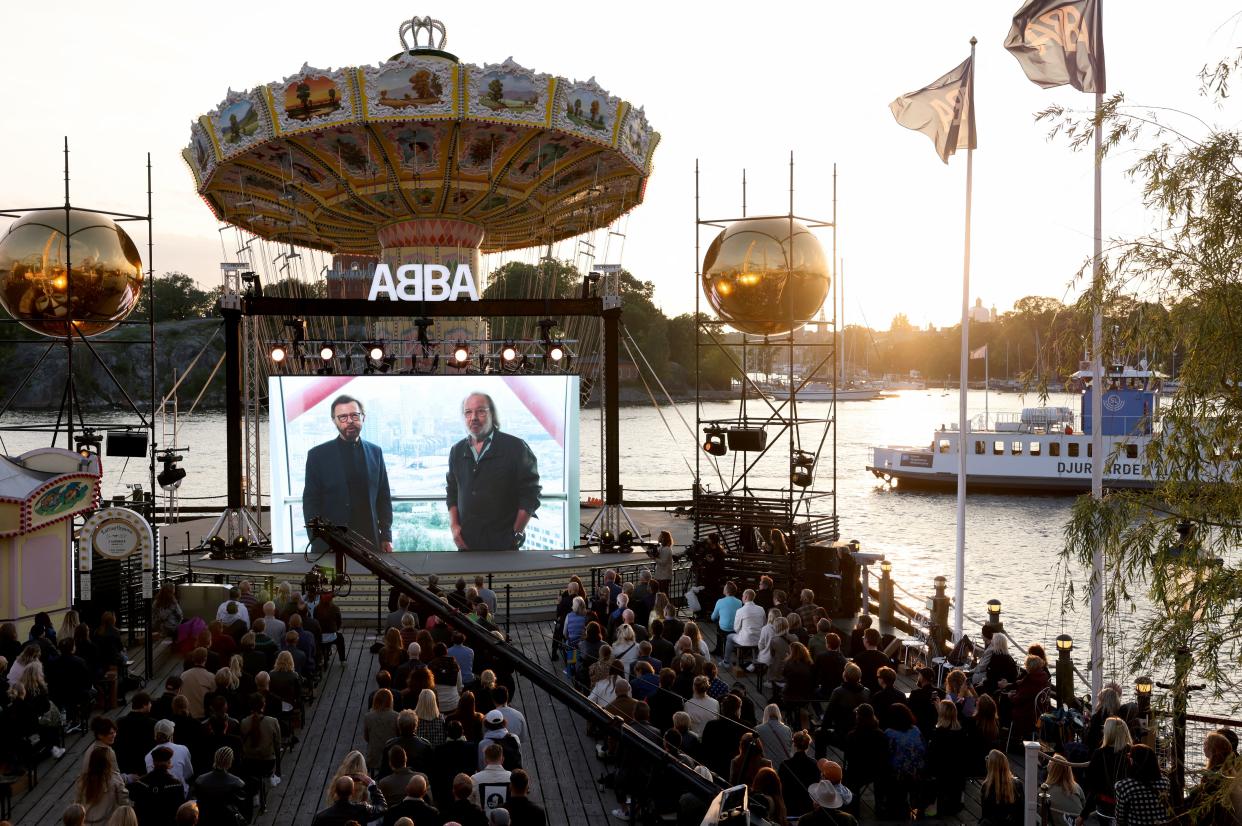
[545,562,1242,825]
[298,575,545,826]
[3,564,1237,826]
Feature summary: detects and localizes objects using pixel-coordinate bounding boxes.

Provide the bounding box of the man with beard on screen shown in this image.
[446,391,541,551]
[303,394,394,553]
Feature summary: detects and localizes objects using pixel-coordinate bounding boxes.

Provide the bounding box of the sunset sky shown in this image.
[1,2,1237,329]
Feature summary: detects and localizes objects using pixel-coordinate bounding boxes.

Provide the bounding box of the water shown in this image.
[0,390,1135,677]
[577,389,1087,658]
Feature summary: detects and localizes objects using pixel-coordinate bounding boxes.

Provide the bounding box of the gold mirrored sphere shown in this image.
[0,210,144,337]
[701,217,830,335]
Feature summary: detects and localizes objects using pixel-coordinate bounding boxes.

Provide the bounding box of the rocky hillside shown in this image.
[0,318,225,410]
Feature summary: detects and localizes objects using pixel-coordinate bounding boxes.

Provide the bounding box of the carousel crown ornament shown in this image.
[399,15,448,52]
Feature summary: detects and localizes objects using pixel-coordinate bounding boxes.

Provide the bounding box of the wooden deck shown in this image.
[6,619,1015,825]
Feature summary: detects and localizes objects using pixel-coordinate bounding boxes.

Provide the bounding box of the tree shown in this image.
[668,313,741,389]
[889,313,914,334]
[482,260,579,341]
[1046,52,1242,711]
[137,272,216,322]
[487,78,504,104]
[296,82,311,115]
[412,70,432,100]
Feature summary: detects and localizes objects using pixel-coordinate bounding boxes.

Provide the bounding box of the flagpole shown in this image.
[1090,88,1105,699]
[954,37,977,643]
[985,347,990,429]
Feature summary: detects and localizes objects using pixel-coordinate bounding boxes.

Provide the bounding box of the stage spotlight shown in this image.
[501,342,518,363]
[702,426,727,457]
[452,341,470,365]
[791,450,816,488]
[547,342,565,362]
[599,530,616,552]
[270,344,287,363]
[75,431,102,459]
[157,452,186,490]
[207,534,228,559]
[367,342,385,362]
[319,344,335,361]
[618,529,636,551]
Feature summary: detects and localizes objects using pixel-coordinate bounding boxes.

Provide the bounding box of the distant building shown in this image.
[326,254,377,299]
[969,297,997,324]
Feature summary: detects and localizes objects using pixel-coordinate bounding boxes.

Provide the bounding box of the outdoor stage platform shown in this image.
[164,505,693,620]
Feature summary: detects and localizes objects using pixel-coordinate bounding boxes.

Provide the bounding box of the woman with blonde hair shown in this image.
[980,749,1023,825]
[613,625,639,677]
[649,592,672,627]
[474,669,498,714]
[269,650,302,714]
[363,688,398,769]
[326,749,370,805]
[1045,754,1086,821]
[105,805,139,826]
[13,660,64,758]
[1084,716,1133,822]
[754,703,794,763]
[76,746,129,825]
[758,616,792,682]
[59,609,82,644]
[414,688,446,746]
[6,643,39,687]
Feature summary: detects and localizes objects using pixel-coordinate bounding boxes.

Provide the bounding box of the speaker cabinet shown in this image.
[726,428,768,451]
[106,431,149,458]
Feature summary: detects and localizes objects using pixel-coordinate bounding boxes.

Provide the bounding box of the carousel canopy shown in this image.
[184,16,659,256]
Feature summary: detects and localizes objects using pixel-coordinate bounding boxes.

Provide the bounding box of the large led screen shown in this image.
[269,375,580,553]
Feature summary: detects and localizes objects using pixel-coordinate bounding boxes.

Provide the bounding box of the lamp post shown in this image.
[986,598,1004,632]
[878,559,894,630]
[1055,634,1075,707]
[1135,675,1154,746]
[930,575,950,657]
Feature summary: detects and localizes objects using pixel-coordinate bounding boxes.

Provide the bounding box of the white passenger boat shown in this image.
[764,382,890,402]
[866,365,1168,492]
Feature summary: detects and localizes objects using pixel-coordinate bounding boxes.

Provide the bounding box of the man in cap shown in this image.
[145,718,194,793]
[131,745,187,824]
[478,709,523,770]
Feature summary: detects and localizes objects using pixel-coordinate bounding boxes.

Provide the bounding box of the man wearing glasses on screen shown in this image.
[303,395,394,553]
[446,391,541,551]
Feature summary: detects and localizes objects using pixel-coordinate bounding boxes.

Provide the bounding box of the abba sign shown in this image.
[368,263,481,302]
